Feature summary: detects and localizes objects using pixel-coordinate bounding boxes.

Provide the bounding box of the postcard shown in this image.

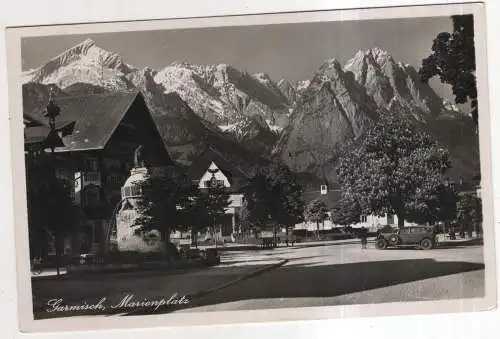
[4,1,496,333]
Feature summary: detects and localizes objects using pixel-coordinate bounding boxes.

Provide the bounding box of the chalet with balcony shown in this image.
[184,146,249,242]
[24,90,171,255]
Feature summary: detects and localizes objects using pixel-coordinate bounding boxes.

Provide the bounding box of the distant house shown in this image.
[296,184,416,232]
[184,146,249,241]
[296,179,482,233]
[24,90,172,256]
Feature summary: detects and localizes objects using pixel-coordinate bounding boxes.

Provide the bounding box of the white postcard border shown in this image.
[3,1,497,335]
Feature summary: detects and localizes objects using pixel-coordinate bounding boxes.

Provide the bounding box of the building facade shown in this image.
[24,90,171,257]
[179,147,249,244]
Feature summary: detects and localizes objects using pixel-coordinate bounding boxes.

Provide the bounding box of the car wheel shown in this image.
[375,239,388,250]
[389,234,400,246]
[420,238,433,250]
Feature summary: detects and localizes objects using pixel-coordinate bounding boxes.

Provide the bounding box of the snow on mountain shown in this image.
[153,63,228,123]
[275,58,380,182]
[151,62,290,128]
[252,72,273,87]
[276,49,478,183]
[217,115,279,155]
[296,80,311,92]
[266,119,284,133]
[22,38,136,91]
[344,47,444,121]
[22,39,478,182]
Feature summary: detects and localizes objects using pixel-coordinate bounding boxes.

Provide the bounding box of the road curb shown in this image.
[290,240,375,249]
[118,259,289,317]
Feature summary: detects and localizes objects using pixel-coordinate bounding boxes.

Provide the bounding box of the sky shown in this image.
[21,16,460,106]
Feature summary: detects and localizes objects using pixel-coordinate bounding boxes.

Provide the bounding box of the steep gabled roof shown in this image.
[188,146,249,180]
[188,146,250,191]
[24,90,141,152]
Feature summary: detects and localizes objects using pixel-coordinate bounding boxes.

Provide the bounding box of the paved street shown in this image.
[32,242,484,319]
[175,243,485,313]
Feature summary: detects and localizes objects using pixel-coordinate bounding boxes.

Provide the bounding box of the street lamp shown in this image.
[43,88,65,276]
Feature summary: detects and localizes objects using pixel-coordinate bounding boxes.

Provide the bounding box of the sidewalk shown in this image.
[32,259,211,281]
[33,258,287,318]
[436,235,483,247]
[198,237,376,252]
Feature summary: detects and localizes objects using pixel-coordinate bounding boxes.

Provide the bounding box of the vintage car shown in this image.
[375,225,437,250]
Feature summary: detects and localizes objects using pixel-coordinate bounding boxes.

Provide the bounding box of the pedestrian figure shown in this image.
[360,227,368,249]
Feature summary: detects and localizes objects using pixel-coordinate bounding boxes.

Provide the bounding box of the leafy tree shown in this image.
[26,152,81,276]
[244,172,273,232]
[267,161,305,233]
[133,165,192,258]
[331,198,362,228]
[419,14,477,126]
[336,113,451,228]
[203,183,231,244]
[405,182,458,228]
[304,199,328,238]
[243,161,304,237]
[472,195,483,236]
[49,180,81,275]
[457,193,482,237]
[178,187,210,248]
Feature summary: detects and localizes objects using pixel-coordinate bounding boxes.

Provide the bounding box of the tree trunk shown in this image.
[191,229,198,248]
[397,212,405,228]
[467,218,473,238]
[316,221,320,239]
[163,229,172,262]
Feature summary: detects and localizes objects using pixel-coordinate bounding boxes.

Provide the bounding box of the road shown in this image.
[32,242,485,318]
[175,243,485,313]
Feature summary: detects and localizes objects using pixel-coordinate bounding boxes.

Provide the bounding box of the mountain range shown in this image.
[22,38,479,191]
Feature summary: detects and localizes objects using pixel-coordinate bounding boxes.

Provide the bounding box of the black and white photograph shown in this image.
[4,1,496,332]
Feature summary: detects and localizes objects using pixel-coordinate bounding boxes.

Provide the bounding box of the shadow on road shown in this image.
[155,258,484,314]
[33,258,484,319]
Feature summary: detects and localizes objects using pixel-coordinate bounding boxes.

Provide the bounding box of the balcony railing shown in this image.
[83,171,101,183]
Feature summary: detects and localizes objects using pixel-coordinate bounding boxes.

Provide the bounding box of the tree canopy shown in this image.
[331,197,362,227]
[419,14,477,126]
[243,160,304,231]
[336,113,452,227]
[456,193,482,236]
[26,152,80,274]
[304,199,328,235]
[133,165,193,248]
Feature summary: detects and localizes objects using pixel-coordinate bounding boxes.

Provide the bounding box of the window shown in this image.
[360,215,367,223]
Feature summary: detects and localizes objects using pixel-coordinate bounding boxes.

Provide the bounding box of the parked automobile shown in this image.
[375,226,437,250]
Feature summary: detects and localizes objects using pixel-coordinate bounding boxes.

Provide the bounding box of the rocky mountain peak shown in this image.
[344,47,444,118]
[22,39,135,91]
